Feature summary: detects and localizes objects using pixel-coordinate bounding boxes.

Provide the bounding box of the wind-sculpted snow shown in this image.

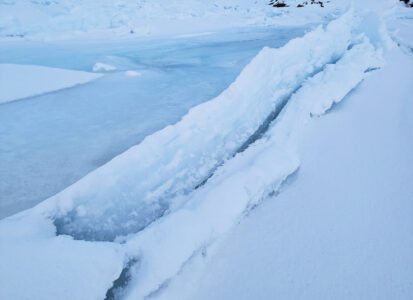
[50,11,359,241]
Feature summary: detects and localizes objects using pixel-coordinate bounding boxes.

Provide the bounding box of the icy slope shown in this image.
[0,64,102,104]
[51,10,359,241]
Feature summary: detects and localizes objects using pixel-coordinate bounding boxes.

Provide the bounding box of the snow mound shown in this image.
[0,64,102,104]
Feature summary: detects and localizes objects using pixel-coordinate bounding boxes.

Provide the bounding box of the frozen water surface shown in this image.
[0,26,308,218]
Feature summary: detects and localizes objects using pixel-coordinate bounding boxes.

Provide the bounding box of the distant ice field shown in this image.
[0,26,308,218]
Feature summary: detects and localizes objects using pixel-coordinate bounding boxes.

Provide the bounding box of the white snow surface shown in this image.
[1,1,412,300]
[0,212,125,300]
[0,64,102,104]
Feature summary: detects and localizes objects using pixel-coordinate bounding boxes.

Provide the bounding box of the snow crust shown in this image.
[163,45,413,300]
[0,26,305,220]
[0,64,102,104]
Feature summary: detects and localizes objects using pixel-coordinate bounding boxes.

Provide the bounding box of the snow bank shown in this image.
[121,30,384,300]
[0,64,102,104]
[0,211,126,300]
[50,10,360,241]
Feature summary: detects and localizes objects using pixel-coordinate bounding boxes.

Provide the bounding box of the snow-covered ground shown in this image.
[0,1,412,300]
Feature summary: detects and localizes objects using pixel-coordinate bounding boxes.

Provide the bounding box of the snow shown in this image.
[160,46,413,300]
[120,15,386,299]
[0,211,126,300]
[50,10,362,242]
[1,1,412,299]
[0,0,345,41]
[0,64,102,104]
[92,62,117,72]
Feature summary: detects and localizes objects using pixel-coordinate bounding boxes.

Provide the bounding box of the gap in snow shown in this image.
[105,258,139,300]
[145,242,211,300]
[54,201,170,242]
